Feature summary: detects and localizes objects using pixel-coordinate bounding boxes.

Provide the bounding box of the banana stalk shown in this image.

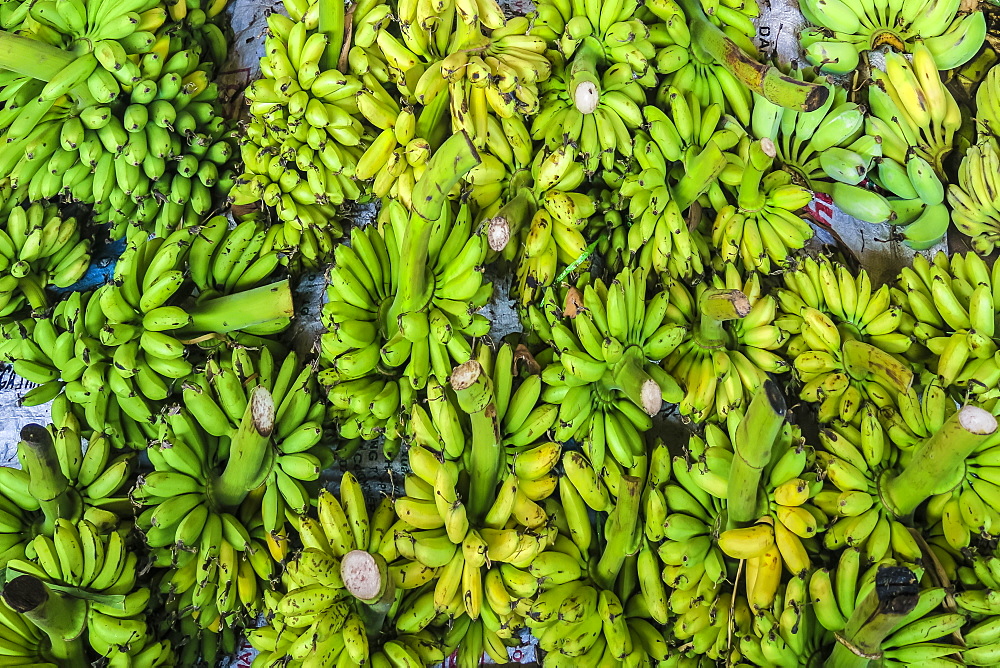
[737,139,775,212]
[696,289,750,348]
[675,0,828,111]
[0,31,74,80]
[317,0,344,71]
[569,37,602,114]
[388,133,480,326]
[18,425,72,536]
[824,566,919,668]
[452,361,493,414]
[612,348,663,416]
[728,380,786,525]
[212,386,275,509]
[487,189,535,252]
[673,142,728,210]
[1,575,87,663]
[593,475,643,590]
[341,550,396,638]
[882,405,997,518]
[454,362,501,524]
[183,280,294,334]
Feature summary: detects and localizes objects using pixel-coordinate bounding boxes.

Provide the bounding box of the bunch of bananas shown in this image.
[712,139,815,272]
[652,0,756,125]
[780,255,911,356]
[133,352,327,629]
[689,414,820,598]
[187,214,289,295]
[0,202,91,315]
[527,268,686,467]
[531,62,646,176]
[436,23,551,145]
[389,355,558,619]
[750,81,885,223]
[244,472,424,666]
[407,344,561,471]
[512,184,598,305]
[638,440,751,663]
[320,195,491,444]
[948,135,1000,254]
[616,93,733,279]
[784,307,914,423]
[735,575,828,666]
[778,256,914,423]
[870,152,949,249]
[6,223,293,417]
[6,517,173,663]
[859,45,960,225]
[521,491,663,662]
[894,251,1000,394]
[233,0,364,261]
[660,266,789,421]
[354,107,433,210]
[0,416,135,567]
[0,11,238,237]
[977,62,1000,138]
[799,0,985,73]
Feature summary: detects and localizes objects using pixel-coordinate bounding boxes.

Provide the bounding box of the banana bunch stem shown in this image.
[1,575,87,663]
[569,38,602,114]
[737,139,775,212]
[387,133,480,326]
[674,0,828,112]
[487,189,535,252]
[212,386,275,509]
[727,380,786,525]
[184,280,294,334]
[317,0,345,71]
[881,405,998,518]
[593,474,643,590]
[18,425,72,536]
[0,31,74,81]
[452,361,501,524]
[611,348,663,417]
[696,289,750,348]
[341,550,395,637]
[824,566,919,668]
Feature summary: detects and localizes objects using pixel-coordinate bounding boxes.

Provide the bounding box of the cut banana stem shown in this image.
[451,361,493,414]
[737,140,775,212]
[729,380,787,525]
[1,575,87,662]
[487,190,534,251]
[824,566,919,668]
[212,386,275,509]
[882,405,998,518]
[569,38,603,115]
[184,280,294,334]
[697,288,750,348]
[18,424,72,536]
[341,550,392,604]
[676,0,828,112]
[0,31,75,80]
[612,349,663,416]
